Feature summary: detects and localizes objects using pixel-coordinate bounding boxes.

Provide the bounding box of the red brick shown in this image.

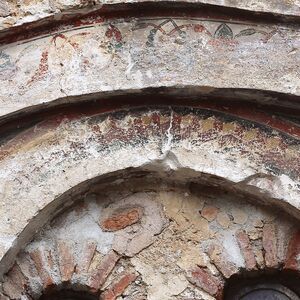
[2,264,27,299]
[17,254,39,278]
[88,250,120,291]
[29,249,55,289]
[285,230,300,270]
[187,266,221,296]
[57,240,75,282]
[101,207,142,232]
[236,230,257,270]
[76,240,97,273]
[262,224,278,268]
[208,244,238,278]
[100,273,137,300]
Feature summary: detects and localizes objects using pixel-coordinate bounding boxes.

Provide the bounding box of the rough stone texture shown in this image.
[0,1,299,299]
[0,14,299,117]
[76,240,97,274]
[29,249,55,289]
[1,185,298,299]
[89,250,120,291]
[100,272,137,300]
[207,244,239,278]
[201,206,219,222]
[188,266,222,296]
[2,264,27,299]
[0,107,299,277]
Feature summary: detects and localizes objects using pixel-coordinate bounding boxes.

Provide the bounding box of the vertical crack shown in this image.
[161,106,174,157]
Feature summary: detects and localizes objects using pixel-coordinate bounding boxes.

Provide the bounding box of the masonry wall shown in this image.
[0,1,299,299]
[2,180,300,300]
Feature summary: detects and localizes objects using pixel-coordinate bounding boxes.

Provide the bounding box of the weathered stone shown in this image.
[201,205,219,222]
[231,208,248,225]
[29,249,55,289]
[2,264,27,299]
[253,219,264,228]
[131,253,189,300]
[248,228,262,241]
[0,2,299,299]
[77,240,97,273]
[216,212,231,229]
[253,248,265,269]
[177,247,207,270]
[208,244,238,278]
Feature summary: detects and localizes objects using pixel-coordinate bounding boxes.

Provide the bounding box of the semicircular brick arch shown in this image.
[0,106,299,280]
[1,176,300,300]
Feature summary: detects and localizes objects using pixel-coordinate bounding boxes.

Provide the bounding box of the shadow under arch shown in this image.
[223,269,300,300]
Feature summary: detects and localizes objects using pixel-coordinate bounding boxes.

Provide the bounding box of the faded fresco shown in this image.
[0,17,299,116]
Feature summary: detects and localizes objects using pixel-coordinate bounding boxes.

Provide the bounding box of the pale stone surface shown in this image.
[231,208,248,225]
[0,179,299,298]
[201,206,219,222]
[216,212,231,229]
[0,16,299,118]
[0,108,299,277]
[0,0,299,296]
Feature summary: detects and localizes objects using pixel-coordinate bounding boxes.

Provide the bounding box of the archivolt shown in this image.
[0,105,299,277]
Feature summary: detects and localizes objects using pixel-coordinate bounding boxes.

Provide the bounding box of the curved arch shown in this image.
[0,2,299,118]
[0,106,299,277]
[1,168,300,300]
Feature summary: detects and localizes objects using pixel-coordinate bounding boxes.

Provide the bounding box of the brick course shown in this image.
[100,272,137,300]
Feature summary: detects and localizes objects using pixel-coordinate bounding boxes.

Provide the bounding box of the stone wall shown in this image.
[0,0,299,299]
[1,181,300,300]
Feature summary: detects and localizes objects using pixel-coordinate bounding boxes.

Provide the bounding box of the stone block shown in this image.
[207,244,238,278]
[77,240,97,273]
[201,205,219,222]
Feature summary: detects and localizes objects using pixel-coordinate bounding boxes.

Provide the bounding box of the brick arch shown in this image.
[0,106,299,280]
[1,176,300,300]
